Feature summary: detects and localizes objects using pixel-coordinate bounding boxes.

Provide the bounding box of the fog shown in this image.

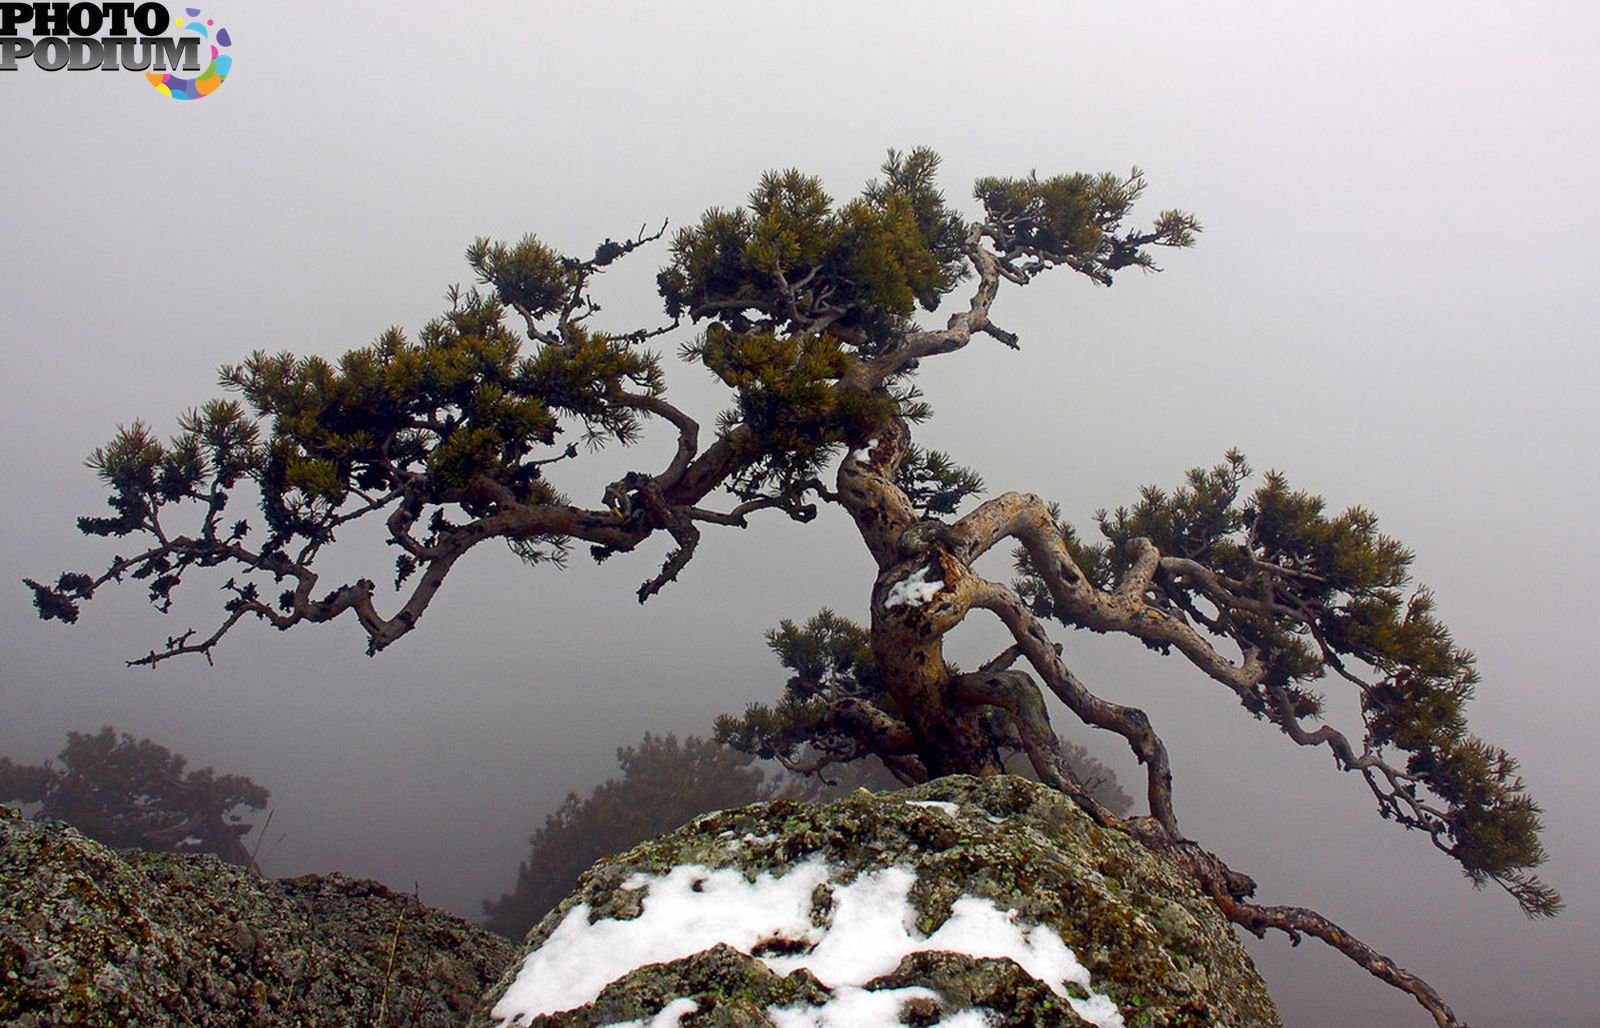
[4,3,1598,1025]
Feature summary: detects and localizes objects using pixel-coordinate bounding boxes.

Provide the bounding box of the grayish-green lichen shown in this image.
[479,775,1281,1027]
[0,804,515,1026]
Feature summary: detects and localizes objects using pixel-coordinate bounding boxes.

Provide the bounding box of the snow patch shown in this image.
[493,861,829,1021]
[906,800,960,817]
[491,858,1122,1028]
[849,438,880,462]
[883,566,944,609]
[604,997,700,1027]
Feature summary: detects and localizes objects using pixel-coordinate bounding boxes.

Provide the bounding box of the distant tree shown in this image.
[486,632,1131,942]
[483,733,778,938]
[0,726,269,867]
[30,148,1554,1025]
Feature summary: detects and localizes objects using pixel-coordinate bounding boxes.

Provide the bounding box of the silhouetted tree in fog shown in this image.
[483,734,775,938]
[0,726,269,868]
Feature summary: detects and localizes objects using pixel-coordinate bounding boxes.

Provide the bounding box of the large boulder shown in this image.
[0,804,515,1026]
[480,775,1280,1027]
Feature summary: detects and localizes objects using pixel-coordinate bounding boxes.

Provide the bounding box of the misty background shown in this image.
[3,3,1597,1024]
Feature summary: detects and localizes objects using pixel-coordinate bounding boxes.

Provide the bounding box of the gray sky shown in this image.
[4,2,1598,1024]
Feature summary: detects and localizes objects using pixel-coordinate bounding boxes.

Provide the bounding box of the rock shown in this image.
[0,804,515,1025]
[479,775,1280,1027]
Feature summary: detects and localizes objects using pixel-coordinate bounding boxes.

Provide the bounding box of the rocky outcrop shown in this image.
[4,776,1282,1027]
[480,775,1280,1027]
[0,804,515,1026]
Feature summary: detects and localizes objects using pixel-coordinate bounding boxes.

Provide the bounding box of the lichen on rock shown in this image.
[479,775,1280,1027]
[0,804,515,1026]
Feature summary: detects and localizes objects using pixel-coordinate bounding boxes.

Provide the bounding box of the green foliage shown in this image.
[22,404,264,620]
[34,269,672,625]
[222,287,590,520]
[973,168,1200,284]
[466,234,576,319]
[519,323,664,445]
[1096,450,1254,572]
[681,326,901,500]
[863,147,970,299]
[894,445,985,516]
[482,734,776,938]
[714,609,882,771]
[0,726,269,867]
[691,326,853,437]
[73,402,260,541]
[226,290,568,543]
[655,207,753,321]
[743,169,840,277]
[658,147,966,344]
[1014,453,1558,916]
[682,325,937,504]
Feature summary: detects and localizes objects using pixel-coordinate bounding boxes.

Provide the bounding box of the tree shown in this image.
[717,608,1132,817]
[27,148,1553,1026]
[0,726,270,868]
[483,733,780,938]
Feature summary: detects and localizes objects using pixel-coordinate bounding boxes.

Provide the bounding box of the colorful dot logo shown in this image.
[147,8,231,100]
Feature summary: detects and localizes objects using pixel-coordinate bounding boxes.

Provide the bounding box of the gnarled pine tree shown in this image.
[28,148,1554,1026]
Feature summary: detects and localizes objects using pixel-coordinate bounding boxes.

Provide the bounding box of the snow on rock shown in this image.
[478,775,1282,1028]
[493,860,828,1021]
[603,997,701,1027]
[492,857,1122,1028]
[883,565,944,609]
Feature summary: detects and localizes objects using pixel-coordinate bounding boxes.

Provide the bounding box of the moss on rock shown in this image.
[0,804,515,1025]
[480,775,1279,1027]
